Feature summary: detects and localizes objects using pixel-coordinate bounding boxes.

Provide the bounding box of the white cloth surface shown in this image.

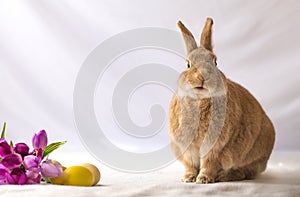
[0,0,300,153]
[0,151,299,197]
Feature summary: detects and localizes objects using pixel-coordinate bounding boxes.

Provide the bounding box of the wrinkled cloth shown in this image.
[1,151,299,197]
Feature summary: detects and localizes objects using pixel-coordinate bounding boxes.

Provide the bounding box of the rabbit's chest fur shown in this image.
[169,96,211,153]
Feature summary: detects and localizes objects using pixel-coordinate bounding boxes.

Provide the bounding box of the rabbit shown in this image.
[169,18,275,184]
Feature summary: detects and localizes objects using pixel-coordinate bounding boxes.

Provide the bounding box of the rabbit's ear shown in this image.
[200,18,214,52]
[177,21,197,54]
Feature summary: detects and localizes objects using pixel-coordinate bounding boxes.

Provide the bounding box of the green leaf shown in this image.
[43,141,67,158]
[10,140,14,147]
[1,122,6,139]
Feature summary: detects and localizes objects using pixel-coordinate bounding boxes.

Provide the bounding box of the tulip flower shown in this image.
[0,123,66,185]
[1,153,22,169]
[0,139,12,157]
[14,143,29,157]
[41,159,62,178]
[26,171,41,184]
[32,130,48,150]
[23,155,42,172]
[5,167,27,185]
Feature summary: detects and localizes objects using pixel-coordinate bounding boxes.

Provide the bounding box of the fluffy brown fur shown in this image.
[169,18,275,184]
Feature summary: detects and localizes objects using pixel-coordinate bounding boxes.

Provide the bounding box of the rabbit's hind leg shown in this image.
[216,158,267,182]
[243,157,268,179]
[216,168,246,182]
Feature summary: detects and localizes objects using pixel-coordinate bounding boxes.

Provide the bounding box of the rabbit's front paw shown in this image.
[196,174,215,184]
[182,174,197,183]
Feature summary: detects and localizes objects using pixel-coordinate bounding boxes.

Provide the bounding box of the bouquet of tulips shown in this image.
[0,122,66,185]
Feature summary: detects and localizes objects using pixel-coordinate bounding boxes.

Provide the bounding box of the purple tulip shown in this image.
[5,167,27,185]
[23,155,42,172]
[41,160,62,178]
[32,130,48,150]
[0,139,12,157]
[0,166,8,184]
[1,154,22,169]
[14,143,29,157]
[26,171,41,184]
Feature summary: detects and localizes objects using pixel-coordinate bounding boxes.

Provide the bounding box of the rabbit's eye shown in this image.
[187,62,191,68]
[215,60,217,66]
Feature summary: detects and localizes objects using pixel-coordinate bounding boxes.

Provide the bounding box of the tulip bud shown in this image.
[14,143,29,157]
[32,130,48,150]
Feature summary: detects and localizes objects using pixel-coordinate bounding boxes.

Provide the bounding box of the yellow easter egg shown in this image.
[64,166,94,186]
[81,163,101,185]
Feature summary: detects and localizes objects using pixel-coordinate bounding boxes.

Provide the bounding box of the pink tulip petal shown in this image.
[5,168,27,185]
[23,155,41,172]
[18,173,27,185]
[14,143,29,157]
[26,171,41,184]
[0,139,12,157]
[41,160,62,178]
[26,171,38,179]
[0,167,8,182]
[6,173,16,184]
[1,154,22,169]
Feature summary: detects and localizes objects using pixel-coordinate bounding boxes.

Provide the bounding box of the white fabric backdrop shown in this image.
[0,0,299,155]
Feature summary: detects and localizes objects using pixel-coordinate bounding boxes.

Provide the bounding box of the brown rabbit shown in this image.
[169,18,275,184]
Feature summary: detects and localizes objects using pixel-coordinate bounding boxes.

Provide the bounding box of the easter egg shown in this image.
[81,163,101,185]
[64,166,94,186]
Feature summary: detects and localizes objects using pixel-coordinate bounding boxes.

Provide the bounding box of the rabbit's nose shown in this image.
[195,72,205,83]
[187,73,205,88]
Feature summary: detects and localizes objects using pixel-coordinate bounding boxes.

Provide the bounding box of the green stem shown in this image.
[1,122,6,139]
